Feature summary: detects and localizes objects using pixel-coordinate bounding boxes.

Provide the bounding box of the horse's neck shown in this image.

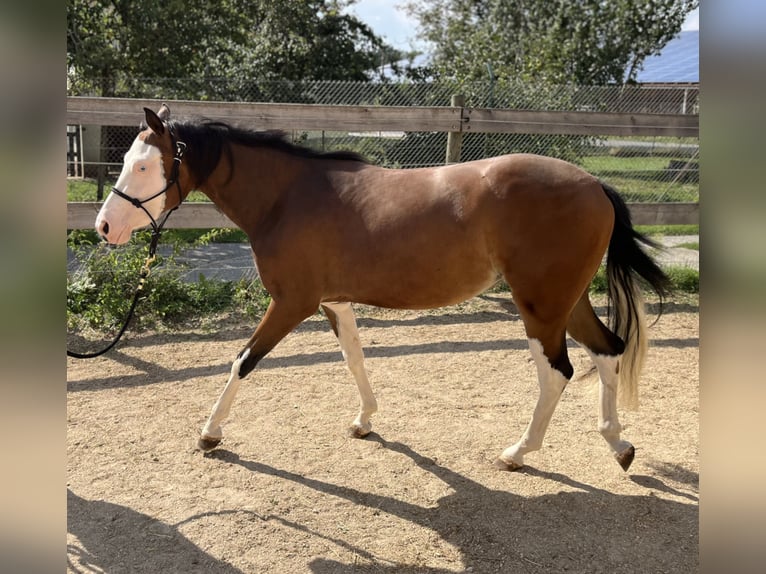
[199,146,306,234]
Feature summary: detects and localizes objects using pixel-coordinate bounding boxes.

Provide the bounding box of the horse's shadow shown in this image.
[209,434,698,573]
[68,437,697,573]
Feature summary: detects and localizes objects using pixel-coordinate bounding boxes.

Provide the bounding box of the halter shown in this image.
[67,131,188,360]
[109,133,188,237]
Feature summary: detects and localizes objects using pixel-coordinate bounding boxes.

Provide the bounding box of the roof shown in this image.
[633,30,699,84]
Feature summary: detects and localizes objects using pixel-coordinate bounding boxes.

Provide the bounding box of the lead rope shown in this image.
[66,227,165,359]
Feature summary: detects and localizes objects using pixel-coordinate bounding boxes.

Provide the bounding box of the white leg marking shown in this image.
[201,348,250,441]
[588,350,633,456]
[498,338,569,468]
[324,302,377,435]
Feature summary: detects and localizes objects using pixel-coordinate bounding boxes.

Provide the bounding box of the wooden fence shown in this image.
[66,97,699,227]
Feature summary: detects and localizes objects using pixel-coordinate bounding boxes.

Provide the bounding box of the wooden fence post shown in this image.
[445,94,465,164]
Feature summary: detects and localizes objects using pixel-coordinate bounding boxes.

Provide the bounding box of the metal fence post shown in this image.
[445,94,465,164]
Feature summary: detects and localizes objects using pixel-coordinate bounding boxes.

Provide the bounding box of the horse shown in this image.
[95,104,670,472]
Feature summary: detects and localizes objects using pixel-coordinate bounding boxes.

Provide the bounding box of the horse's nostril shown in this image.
[99,221,109,237]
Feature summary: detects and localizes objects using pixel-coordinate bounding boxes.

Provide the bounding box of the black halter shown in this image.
[66,133,188,360]
[109,135,188,237]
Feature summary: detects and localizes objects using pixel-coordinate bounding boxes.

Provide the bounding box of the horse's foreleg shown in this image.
[197,350,248,451]
[495,336,572,471]
[198,299,315,452]
[321,302,377,438]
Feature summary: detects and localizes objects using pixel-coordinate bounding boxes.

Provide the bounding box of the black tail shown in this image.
[602,183,672,304]
[601,182,672,408]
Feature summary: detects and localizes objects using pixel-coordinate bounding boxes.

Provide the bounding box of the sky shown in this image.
[348,2,701,50]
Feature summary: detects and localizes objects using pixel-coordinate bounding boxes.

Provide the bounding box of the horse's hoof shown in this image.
[494,457,523,472]
[615,445,635,471]
[348,424,371,439]
[197,436,221,452]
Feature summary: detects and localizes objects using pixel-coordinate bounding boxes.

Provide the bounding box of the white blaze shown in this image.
[95,138,166,245]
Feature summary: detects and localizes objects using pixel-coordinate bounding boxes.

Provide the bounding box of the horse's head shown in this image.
[95,104,186,245]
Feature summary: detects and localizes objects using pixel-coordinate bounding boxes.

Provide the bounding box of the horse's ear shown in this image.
[144,107,165,135]
[158,103,171,120]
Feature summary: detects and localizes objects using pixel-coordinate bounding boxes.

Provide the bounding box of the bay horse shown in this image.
[95,105,669,472]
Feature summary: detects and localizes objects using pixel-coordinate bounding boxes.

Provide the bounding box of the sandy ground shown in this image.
[67,293,698,573]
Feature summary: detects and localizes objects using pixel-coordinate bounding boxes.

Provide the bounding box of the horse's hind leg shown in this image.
[567,293,635,471]
[321,302,378,437]
[496,309,573,471]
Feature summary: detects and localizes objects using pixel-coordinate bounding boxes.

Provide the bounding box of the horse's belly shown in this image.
[342,257,501,310]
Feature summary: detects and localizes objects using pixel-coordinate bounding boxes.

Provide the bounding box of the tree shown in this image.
[67,0,249,96]
[67,0,398,98]
[403,0,698,85]
[238,0,396,82]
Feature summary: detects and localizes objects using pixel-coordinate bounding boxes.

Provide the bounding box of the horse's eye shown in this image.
[139,165,146,172]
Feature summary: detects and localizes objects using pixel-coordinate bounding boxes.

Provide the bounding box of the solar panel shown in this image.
[634,31,699,83]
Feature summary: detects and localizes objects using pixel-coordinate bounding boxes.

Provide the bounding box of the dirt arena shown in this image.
[67,293,698,573]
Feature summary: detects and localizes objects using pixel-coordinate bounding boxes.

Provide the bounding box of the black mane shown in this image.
[167,119,368,187]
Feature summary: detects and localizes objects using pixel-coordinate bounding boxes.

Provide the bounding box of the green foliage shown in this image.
[67,242,152,331]
[67,0,400,98]
[232,278,273,319]
[67,235,269,332]
[239,0,393,82]
[67,178,97,201]
[589,267,610,294]
[635,224,698,236]
[403,0,698,85]
[664,267,699,292]
[67,229,100,246]
[67,0,246,96]
[189,228,249,245]
[588,265,698,294]
[146,273,235,322]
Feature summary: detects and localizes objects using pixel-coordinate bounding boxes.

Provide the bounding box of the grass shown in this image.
[67,178,100,201]
[578,154,699,202]
[635,224,698,236]
[67,178,211,203]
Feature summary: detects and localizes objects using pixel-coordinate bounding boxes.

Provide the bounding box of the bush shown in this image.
[67,234,268,332]
[67,242,150,331]
[232,278,272,319]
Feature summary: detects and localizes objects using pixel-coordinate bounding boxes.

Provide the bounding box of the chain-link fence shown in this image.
[67,79,698,204]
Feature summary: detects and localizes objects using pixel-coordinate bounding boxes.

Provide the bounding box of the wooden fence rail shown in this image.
[67,96,698,137]
[66,97,699,227]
